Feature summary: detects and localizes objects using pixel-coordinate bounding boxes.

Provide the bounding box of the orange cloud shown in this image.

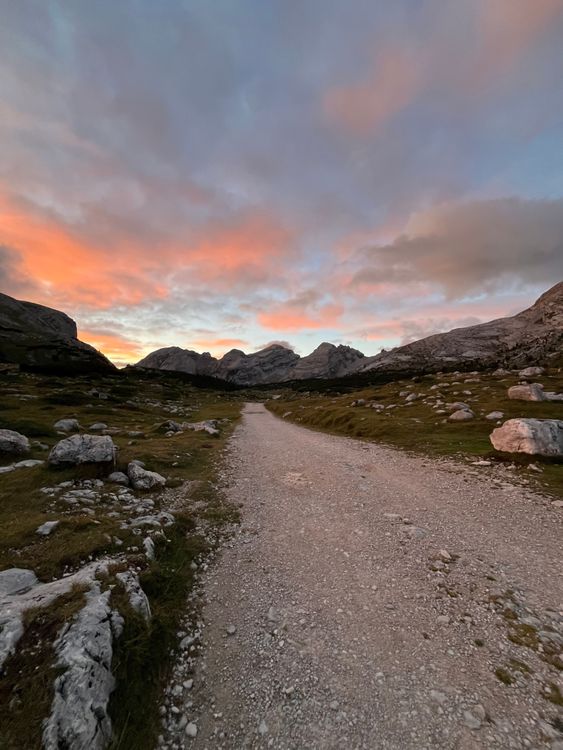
[323,47,421,135]
[0,192,168,309]
[474,0,563,85]
[79,329,145,366]
[259,303,343,331]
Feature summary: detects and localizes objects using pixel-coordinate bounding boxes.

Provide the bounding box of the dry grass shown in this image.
[266,368,563,498]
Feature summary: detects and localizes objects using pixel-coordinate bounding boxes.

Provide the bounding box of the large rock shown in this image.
[0,429,30,454]
[127,462,166,491]
[490,419,563,456]
[42,585,123,750]
[0,291,115,374]
[49,435,117,467]
[359,281,563,375]
[508,384,546,402]
[449,409,474,421]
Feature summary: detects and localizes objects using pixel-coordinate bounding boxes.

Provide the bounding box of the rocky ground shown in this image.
[163,403,562,750]
[0,369,241,750]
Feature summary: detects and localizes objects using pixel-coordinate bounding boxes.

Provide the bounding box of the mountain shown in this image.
[136,342,365,385]
[360,281,563,374]
[0,292,115,373]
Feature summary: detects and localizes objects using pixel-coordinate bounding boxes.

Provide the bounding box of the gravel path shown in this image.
[173,403,563,750]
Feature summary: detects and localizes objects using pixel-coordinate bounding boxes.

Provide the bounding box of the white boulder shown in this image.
[519,366,544,378]
[486,411,504,420]
[0,429,30,454]
[127,462,166,491]
[183,420,220,436]
[49,435,117,467]
[449,409,474,421]
[89,422,108,431]
[36,520,60,536]
[54,418,81,432]
[508,384,546,402]
[490,419,563,456]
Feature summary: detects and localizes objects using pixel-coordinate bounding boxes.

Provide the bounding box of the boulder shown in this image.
[449,409,475,421]
[490,419,563,456]
[0,429,30,454]
[448,402,471,412]
[49,435,116,467]
[54,418,81,433]
[127,462,166,491]
[183,420,220,436]
[106,471,130,486]
[519,366,544,378]
[0,568,38,596]
[486,411,504,421]
[508,384,546,402]
[89,423,108,431]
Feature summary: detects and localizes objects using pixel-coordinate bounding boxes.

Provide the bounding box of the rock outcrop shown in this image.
[0,292,114,373]
[360,281,563,375]
[490,419,563,456]
[136,342,364,385]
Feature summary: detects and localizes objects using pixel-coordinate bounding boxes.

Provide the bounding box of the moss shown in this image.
[495,667,515,685]
[542,682,563,706]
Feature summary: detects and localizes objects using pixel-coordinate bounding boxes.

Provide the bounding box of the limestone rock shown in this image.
[0,568,38,596]
[519,366,544,378]
[42,585,123,750]
[508,384,546,402]
[486,411,504,420]
[490,419,563,456]
[49,435,117,467]
[449,409,474,421]
[0,291,115,374]
[107,471,130,486]
[0,429,30,454]
[128,462,166,491]
[54,418,81,432]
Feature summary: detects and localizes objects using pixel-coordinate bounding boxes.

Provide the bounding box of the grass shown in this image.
[266,368,563,498]
[0,367,243,749]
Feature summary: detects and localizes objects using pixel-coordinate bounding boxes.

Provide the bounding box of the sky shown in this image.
[1,0,563,366]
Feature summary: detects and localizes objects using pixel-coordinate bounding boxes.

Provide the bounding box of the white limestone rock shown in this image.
[449,409,474,421]
[42,584,124,750]
[490,419,563,456]
[519,366,544,378]
[0,429,30,454]
[127,462,166,491]
[54,418,81,432]
[49,435,117,467]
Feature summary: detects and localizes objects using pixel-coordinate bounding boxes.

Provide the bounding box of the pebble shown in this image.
[185,722,198,738]
[463,709,483,730]
[226,625,237,635]
[258,720,268,735]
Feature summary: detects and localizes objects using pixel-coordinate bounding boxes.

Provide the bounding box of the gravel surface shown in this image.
[166,403,563,750]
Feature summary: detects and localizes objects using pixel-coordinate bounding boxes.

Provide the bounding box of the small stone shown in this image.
[226,625,236,635]
[463,709,482,730]
[329,700,339,710]
[429,690,447,705]
[436,615,450,625]
[36,520,60,536]
[258,719,268,735]
[185,722,197,738]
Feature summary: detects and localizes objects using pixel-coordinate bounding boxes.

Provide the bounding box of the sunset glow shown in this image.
[1,1,562,364]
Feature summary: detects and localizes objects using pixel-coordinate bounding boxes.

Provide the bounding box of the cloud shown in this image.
[79,328,145,366]
[323,47,421,135]
[352,198,563,298]
[259,302,343,332]
[255,340,295,352]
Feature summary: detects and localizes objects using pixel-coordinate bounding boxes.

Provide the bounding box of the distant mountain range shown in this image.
[136,282,563,383]
[1,281,561,381]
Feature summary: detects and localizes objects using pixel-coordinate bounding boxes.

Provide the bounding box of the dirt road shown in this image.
[176,403,563,749]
